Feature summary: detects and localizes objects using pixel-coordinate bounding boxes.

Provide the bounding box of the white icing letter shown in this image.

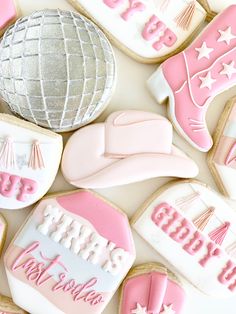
[38,205,62,235]
[51,214,73,243]
[80,233,108,264]
[103,247,128,275]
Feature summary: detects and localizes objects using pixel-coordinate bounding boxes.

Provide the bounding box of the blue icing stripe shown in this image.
[14,217,126,292]
[224,121,236,138]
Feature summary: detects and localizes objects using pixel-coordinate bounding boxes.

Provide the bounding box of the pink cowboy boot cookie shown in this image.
[148,5,236,152]
[119,263,185,314]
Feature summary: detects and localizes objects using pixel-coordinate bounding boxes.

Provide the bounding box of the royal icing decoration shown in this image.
[208,98,236,200]
[4,190,135,314]
[132,180,236,297]
[62,111,198,188]
[120,263,185,314]
[148,5,236,152]
[0,114,62,210]
[67,0,205,62]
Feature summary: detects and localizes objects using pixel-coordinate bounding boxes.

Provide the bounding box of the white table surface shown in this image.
[0,1,236,313]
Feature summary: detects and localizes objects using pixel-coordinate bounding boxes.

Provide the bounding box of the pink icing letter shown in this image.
[12,241,40,271]
[183,231,205,255]
[153,28,177,51]
[142,15,166,41]
[169,218,194,243]
[103,0,124,8]
[121,0,146,21]
[0,172,20,198]
[218,260,236,292]
[151,202,177,232]
[199,242,222,267]
[17,178,38,202]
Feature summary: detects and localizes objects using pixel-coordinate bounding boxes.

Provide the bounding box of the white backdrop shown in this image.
[0,0,236,313]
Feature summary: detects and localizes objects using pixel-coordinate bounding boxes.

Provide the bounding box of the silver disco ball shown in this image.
[0,9,116,132]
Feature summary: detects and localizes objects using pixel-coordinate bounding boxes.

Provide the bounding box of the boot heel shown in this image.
[147,66,171,104]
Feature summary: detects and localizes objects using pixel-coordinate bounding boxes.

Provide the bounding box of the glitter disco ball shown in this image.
[0,9,116,132]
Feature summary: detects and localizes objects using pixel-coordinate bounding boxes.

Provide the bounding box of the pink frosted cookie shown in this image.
[198,0,236,20]
[0,0,20,37]
[148,5,236,152]
[4,189,135,314]
[61,110,198,188]
[0,214,7,256]
[67,0,206,63]
[0,295,27,314]
[132,180,236,297]
[119,263,186,314]
[0,114,62,210]
[208,97,236,199]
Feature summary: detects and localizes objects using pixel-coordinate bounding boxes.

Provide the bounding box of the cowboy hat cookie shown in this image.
[0,9,116,132]
[208,97,236,200]
[119,263,186,314]
[61,111,199,188]
[0,214,7,256]
[148,5,236,152]
[67,0,206,63]
[132,179,236,297]
[198,0,236,20]
[0,114,62,210]
[4,189,136,314]
[0,0,21,37]
[0,295,27,314]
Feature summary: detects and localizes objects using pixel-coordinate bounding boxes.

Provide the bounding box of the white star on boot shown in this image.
[218,27,236,45]
[195,42,214,60]
[160,304,176,314]
[131,303,147,314]
[220,61,236,79]
[199,71,216,89]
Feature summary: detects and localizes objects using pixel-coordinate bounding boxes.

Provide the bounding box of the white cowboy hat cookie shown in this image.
[0,114,62,210]
[61,110,199,188]
[4,189,135,314]
[67,0,206,63]
[132,179,236,297]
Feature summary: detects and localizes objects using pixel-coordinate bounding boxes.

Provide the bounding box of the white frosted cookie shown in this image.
[0,295,27,314]
[198,0,236,20]
[208,97,236,200]
[0,114,62,210]
[4,189,135,314]
[0,214,7,256]
[132,180,236,297]
[67,0,206,63]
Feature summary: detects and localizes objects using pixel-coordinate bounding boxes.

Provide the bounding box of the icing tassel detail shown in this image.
[0,136,16,168]
[174,1,196,31]
[160,0,170,11]
[193,207,215,231]
[208,222,230,246]
[29,140,45,170]
[226,242,236,257]
[175,191,200,211]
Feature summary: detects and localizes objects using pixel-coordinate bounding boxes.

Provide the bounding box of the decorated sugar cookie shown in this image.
[61,110,198,188]
[67,0,206,63]
[148,5,236,152]
[4,190,135,314]
[0,9,116,132]
[0,0,20,37]
[119,263,186,314]
[0,114,62,210]
[208,97,236,200]
[0,294,27,314]
[198,0,236,20]
[0,214,7,256]
[132,180,236,297]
